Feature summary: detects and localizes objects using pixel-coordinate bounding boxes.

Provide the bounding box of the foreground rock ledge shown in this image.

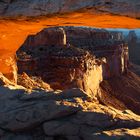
[0,85,140,140]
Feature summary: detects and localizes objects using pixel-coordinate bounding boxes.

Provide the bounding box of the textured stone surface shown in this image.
[0,0,140,18]
[0,72,16,86]
[19,88,88,101]
[0,74,139,139]
[0,87,140,140]
[17,26,129,96]
[99,71,140,115]
[43,121,80,136]
[0,88,82,132]
[2,56,17,84]
[17,40,103,95]
[127,30,138,44]
[17,72,51,90]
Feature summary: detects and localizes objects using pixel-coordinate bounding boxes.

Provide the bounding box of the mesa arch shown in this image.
[16,26,129,95]
[0,11,140,75]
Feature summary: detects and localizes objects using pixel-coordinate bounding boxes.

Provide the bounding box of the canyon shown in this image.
[16,26,128,94]
[0,1,140,140]
[0,26,139,140]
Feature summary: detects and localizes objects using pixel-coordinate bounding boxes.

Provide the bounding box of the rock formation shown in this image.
[17,26,129,96]
[0,25,139,140]
[127,30,140,66]
[17,72,51,90]
[0,72,15,86]
[2,56,18,84]
[0,0,140,19]
[0,83,140,140]
[17,46,102,96]
[99,70,140,114]
[127,30,138,44]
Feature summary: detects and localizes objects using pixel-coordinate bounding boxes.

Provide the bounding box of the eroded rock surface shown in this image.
[0,85,140,140]
[17,26,129,96]
[17,72,51,90]
[0,25,140,140]
[100,70,140,115]
[0,0,140,18]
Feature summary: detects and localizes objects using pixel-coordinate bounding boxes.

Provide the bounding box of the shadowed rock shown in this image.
[0,96,81,132]
[0,77,139,139]
[0,0,140,19]
[17,26,129,96]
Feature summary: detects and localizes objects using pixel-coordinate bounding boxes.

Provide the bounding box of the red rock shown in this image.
[17,26,129,95]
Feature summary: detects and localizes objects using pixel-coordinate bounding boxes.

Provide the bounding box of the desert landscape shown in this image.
[0,0,140,140]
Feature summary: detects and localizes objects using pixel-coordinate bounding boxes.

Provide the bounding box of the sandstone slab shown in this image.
[0,99,81,132]
[43,121,80,136]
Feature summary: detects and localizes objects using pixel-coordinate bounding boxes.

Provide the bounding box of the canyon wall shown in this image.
[18,27,129,78]
[0,0,140,18]
[126,31,140,65]
[17,26,128,94]
[17,46,103,96]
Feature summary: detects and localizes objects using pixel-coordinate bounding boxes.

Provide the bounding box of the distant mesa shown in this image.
[126,30,140,66]
[127,30,138,44]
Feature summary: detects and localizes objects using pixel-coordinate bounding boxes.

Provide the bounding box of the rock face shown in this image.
[126,31,140,65]
[99,70,140,115]
[23,27,66,48]
[2,56,18,84]
[63,27,129,78]
[0,85,140,140]
[0,0,140,18]
[18,45,103,95]
[0,25,140,140]
[17,26,129,95]
[0,72,15,86]
[17,72,51,90]
[127,30,138,44]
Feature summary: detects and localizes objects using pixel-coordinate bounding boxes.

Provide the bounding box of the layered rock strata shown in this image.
[18,46,103,96]
[17,26,129,94]
[0,26,140,140]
